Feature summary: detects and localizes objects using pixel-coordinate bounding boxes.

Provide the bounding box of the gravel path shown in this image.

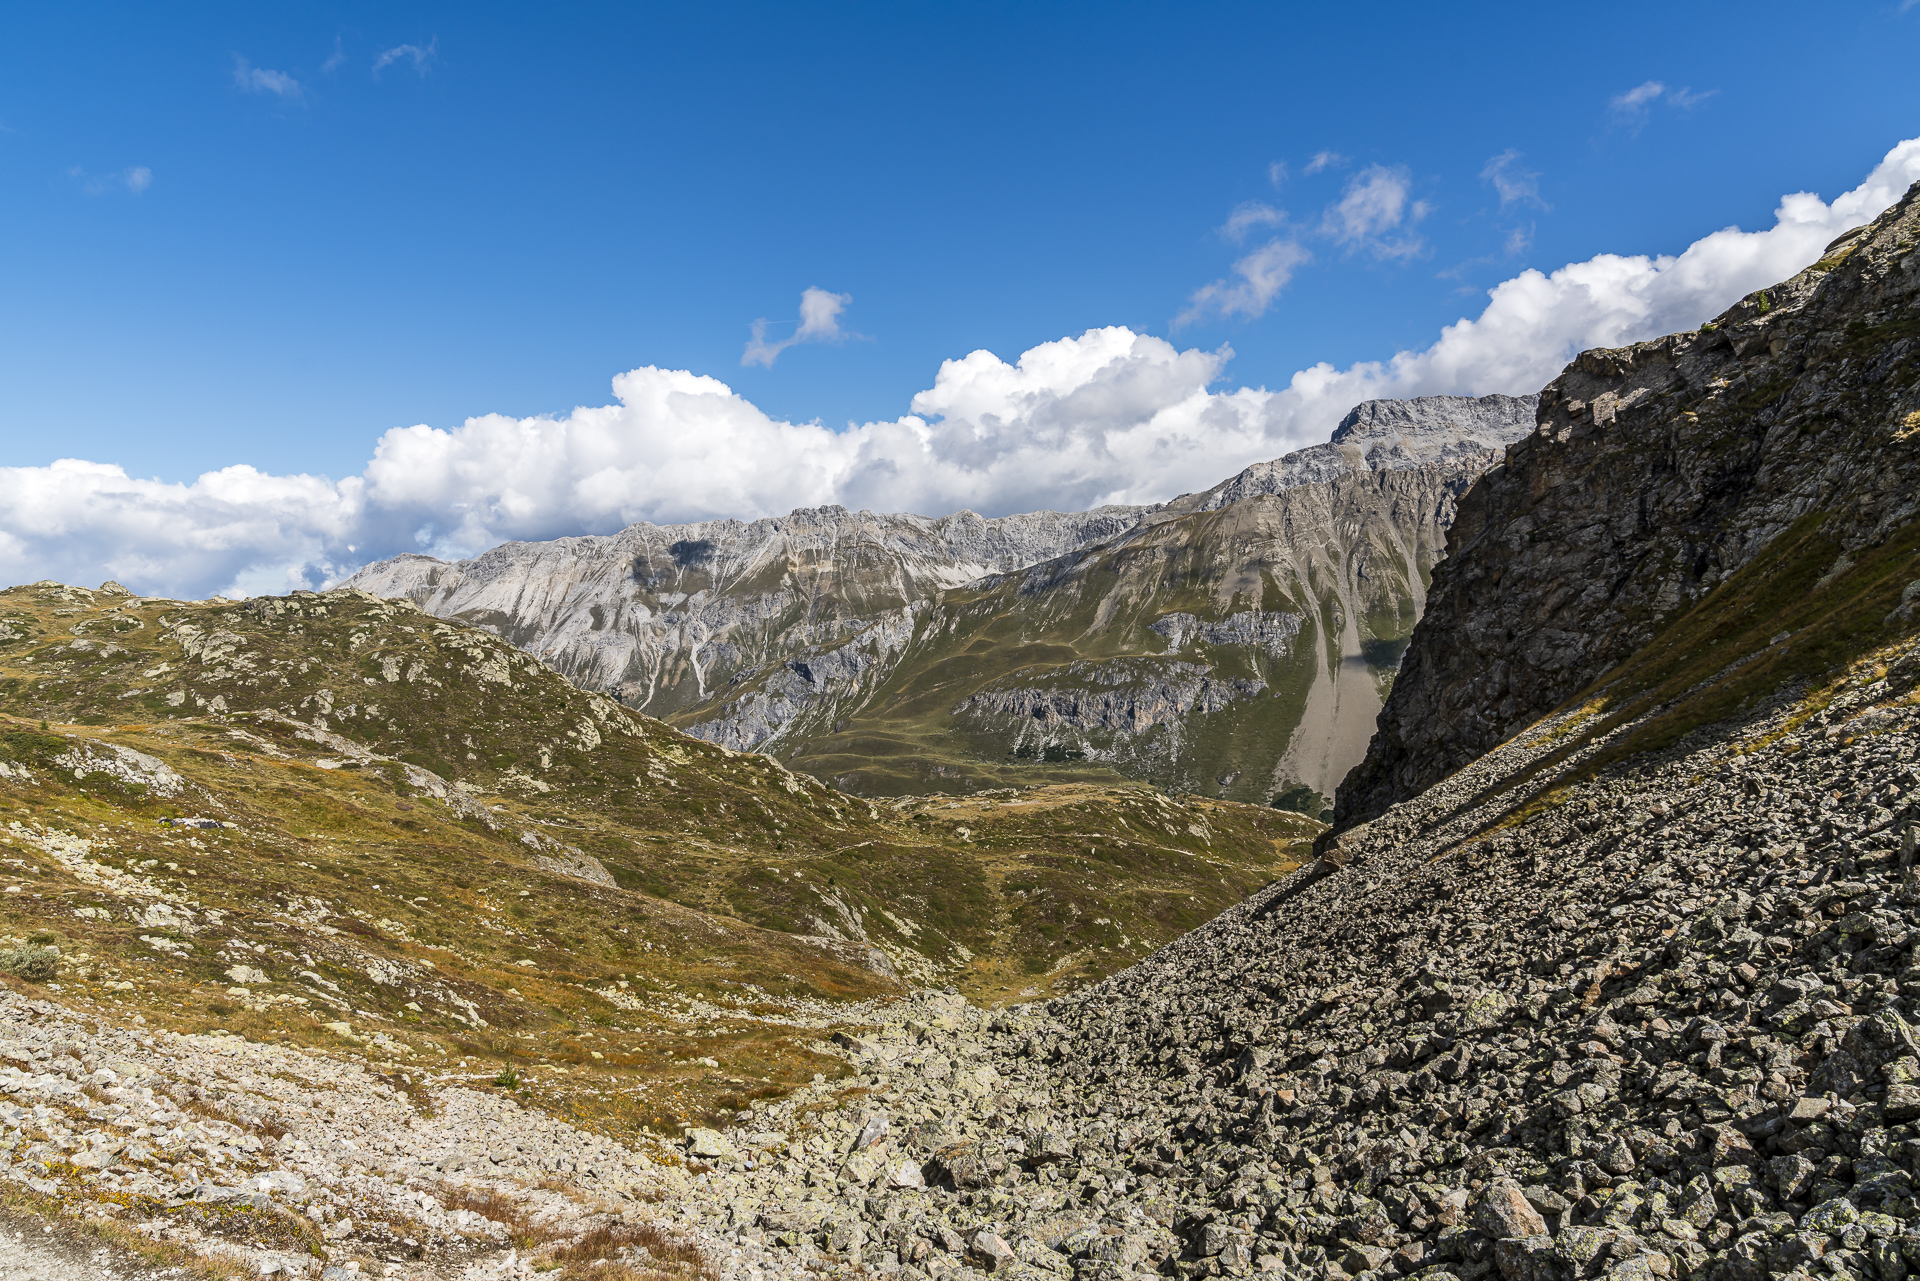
[0,1213,188,1281]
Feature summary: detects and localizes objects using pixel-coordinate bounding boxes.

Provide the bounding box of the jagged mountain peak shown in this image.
[342,393,1538,802]
[1184,391,1537,515]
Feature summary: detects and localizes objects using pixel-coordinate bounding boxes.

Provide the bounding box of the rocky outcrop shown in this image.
[1337,184,1920,825]
[953,658,1266,755]
[680,605,922,753]
[1148,610,1303,657]
[1185,393,1539,513]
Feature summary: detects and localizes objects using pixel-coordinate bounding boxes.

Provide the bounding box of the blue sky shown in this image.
[3,3,1920,597]
[5,0,1916,487]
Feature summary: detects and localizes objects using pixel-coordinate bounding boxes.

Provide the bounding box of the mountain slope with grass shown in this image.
[4,192,1920,1281]
[0,579,1315,1139]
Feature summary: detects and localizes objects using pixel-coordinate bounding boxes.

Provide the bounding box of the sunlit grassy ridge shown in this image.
[0,580,1315,1135]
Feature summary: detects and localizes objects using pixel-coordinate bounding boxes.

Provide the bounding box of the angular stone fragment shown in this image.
[684,1127,735,1160]
[1476,1182,1549,1240]
[1770,1154,1816,1200]
[1800,1197,1860,1235]
[968,1230,1016,1273]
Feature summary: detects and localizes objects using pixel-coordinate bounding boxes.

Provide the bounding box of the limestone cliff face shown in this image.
[1182,393,1539,513]
[345,503,1151,718]
[347,394,1536,799]
[1335,182,1920,825]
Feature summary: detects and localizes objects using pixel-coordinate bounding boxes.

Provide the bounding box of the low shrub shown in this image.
[0,947,58,982]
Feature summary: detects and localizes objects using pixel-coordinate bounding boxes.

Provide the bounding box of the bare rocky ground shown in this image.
[666,632,1920,1281]
[8,625,1917,1281]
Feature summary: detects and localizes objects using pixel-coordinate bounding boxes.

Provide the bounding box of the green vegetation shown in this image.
[1270,784,1330,819]
[0,945,58,982]
[0,578,1318,1134]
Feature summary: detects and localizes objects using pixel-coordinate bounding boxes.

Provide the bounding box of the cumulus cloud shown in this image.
[373,39,436,75]
[7,137,1920,600]
[233,56,303,98]
[1481,150,1546,210]
[1322,163,1428,259]
[742,287,854,367]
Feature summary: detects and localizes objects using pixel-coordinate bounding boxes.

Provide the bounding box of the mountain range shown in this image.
[347,392,1536,809]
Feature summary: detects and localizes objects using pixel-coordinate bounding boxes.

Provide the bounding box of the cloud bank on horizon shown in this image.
[6,136,1919,601]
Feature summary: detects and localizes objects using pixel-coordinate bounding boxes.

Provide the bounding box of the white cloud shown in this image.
[1176,237,1311,326]
[1321,163,1427,260]
[1266,161,1288,188]
[322,39,346,73]
[1220,201,1286,244]
[373,39,436,74]
[742,287,854,367]
[1611,80,1667,114]
[7,136,1919,600]
[1183,162,1427,317]
[233,56,303,98]
[74,166,151,196]
[1610,80,1716,123]
[1481,150,1546,210]
[1303,150,1345,175]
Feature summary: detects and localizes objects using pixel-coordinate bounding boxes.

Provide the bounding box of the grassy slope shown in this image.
[0,581,1316,1135]
[1451,504,1920,833]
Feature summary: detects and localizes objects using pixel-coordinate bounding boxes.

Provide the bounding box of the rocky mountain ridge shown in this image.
[1337,190,1920,826]
[347,395,1536,806]
[348,506,1158,718]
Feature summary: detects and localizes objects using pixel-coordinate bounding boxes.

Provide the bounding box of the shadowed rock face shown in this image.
[1336,181,1920,827]
[345,394,1536,799]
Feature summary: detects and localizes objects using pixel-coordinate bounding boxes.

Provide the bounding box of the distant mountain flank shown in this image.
[346,393,1537,805]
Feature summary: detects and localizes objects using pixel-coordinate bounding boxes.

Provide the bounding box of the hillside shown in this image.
[0,193,1914,1281]
[0,579,1314,1137]
[348,394,1535,809]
